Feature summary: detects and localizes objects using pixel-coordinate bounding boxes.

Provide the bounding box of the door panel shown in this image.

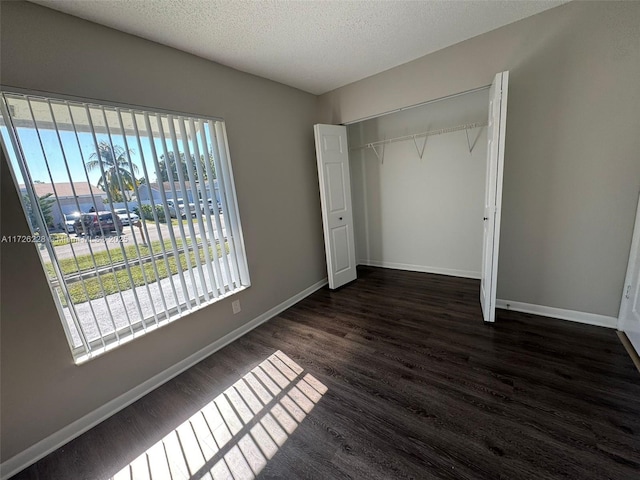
[315,124,357,289]
[326,163,347,212]
[480,71,509,323]
[620,193,640,354]
[323,133,342,152]
[332,225,352,273]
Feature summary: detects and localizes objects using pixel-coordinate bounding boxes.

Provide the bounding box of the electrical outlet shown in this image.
[232,299,241,314]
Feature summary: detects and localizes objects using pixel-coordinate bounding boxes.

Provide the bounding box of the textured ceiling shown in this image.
[32,0,567,95]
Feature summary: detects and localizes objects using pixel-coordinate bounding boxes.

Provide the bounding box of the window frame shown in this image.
[0,86,251,363]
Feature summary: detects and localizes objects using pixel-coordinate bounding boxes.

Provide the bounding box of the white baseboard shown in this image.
[358,259,481,279]
[0,278,328,480]
[357,264,615,329]
[496,299,617,329]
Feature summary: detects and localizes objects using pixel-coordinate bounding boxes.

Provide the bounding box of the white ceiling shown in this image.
[32,0,567,95]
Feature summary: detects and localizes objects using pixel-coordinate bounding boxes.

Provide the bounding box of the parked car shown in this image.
[203,198,222,214]
[166,198,197,218]
[74,212,123,237]
[63,212,82,233]
[166,199,178,218]
[114,208,140,226]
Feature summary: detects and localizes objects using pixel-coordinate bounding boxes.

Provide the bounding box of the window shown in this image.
[0,90,250,363]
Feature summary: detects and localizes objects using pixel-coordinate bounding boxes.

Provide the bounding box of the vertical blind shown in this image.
[0,91,250,362]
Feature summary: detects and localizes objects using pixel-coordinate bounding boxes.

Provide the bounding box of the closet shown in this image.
[315,71,508,323]
[348,88,489,279]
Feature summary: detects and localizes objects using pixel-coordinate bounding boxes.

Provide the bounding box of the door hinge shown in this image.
[625,284,631,299]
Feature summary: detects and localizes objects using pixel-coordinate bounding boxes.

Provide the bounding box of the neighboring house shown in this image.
[135,180,220,205]
[19,182,107,229]
[18,179,220,230]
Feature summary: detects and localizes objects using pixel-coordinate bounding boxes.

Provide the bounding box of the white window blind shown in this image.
[0,91,250,362]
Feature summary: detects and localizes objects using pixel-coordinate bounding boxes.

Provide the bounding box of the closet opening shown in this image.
[314,71,508,322]
[346,87,490,281]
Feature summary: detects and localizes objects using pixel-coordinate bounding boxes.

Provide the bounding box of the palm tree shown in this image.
[86,141,138,202]
[157,151,216,183]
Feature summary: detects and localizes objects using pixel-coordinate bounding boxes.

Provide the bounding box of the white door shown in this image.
[619,193,640,354]
[314,124,357,289]
[480,71,509,322]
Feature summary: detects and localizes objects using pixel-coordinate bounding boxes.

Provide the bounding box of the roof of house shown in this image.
[19,182,105,198]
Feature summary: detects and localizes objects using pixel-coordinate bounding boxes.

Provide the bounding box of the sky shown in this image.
[1,93,217,192]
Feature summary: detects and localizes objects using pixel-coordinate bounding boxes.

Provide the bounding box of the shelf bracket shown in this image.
[465,126,484,154]
[371,142,385,164]
[412,135,428,160]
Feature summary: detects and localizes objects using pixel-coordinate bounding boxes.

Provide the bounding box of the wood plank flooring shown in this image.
[10,267,640,479]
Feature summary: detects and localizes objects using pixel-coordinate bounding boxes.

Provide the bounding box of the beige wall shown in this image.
[320,1,640,318]
[0,1,325,462]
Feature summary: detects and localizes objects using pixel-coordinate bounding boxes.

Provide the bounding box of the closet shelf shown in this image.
[349,121,487,152]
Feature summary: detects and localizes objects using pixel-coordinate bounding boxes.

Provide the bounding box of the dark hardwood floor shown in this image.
[11,267,640,479]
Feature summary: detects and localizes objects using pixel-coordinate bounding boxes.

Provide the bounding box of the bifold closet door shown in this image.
[619,193,640,354]
[480,71,509,323]
[314,124,357,289]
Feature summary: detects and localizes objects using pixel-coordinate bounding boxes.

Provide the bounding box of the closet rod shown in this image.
[343,85,491,125]
[349,121,487,151]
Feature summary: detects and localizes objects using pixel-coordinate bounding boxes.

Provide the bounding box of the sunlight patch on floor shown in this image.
[110,350,327,480]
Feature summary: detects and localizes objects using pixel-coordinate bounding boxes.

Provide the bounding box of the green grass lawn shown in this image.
[59,243,222,305]
[146,218,192,226]
[170,218,192,226]
[48,239,230,305]
[50,233,72,247]
[45,238,192,278]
